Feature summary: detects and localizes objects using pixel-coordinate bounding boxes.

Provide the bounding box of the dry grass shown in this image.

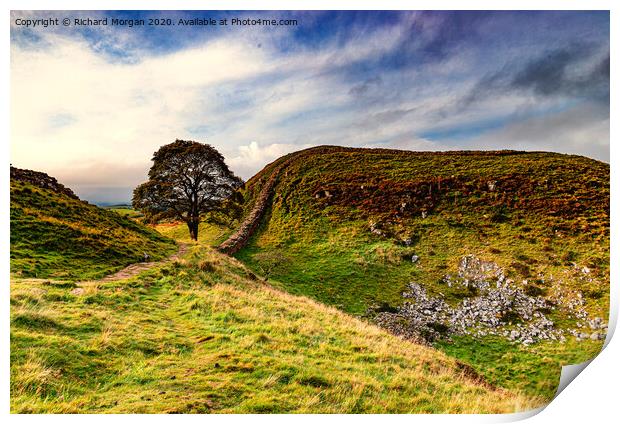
[10,245,541,413]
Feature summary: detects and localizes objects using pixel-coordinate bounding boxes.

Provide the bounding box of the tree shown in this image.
[133,139,243,241]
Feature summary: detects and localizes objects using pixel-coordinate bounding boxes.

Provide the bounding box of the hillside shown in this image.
[9,149,609,410]
[225,146,609,399]
[10,244,538,413]
[10,167,177,280]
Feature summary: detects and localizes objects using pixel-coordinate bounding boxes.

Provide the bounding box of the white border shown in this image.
[2,1,616,422]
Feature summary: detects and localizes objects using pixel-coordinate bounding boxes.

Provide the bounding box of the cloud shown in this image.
[349,76,382,96]
[462,103,609,162]
[411,11,490,61]
[10,11,609,203]
[463,43,610,107]
[228,141,313,179]
[362,134,442,152]
[10,33,278,185]
[52,161,150,188]
[510,43,590,95]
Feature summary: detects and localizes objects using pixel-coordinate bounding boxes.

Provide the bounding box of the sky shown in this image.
[10,10,610,204]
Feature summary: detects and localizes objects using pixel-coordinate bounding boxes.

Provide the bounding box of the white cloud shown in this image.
[228,141,313,179]
[10,34,279,186]
[10,16,609,203]
[463,103,609,161]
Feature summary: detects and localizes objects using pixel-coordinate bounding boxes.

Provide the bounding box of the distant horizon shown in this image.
[11,10,609,204]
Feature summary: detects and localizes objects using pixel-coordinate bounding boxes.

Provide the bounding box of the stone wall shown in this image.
[217,159,292,255]
[216,146,537,256]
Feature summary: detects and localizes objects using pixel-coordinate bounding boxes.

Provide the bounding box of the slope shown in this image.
[10,167,177,280]
[10,244,538,413]
[227,146,609,399]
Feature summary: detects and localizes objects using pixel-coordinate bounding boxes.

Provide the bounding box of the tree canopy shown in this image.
[133,139,243,240]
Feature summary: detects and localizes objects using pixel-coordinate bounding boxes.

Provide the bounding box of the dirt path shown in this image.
[98,242,190,282]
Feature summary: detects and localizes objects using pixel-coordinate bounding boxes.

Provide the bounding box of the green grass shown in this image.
[10,245,539,413]
[237,148,608,315]
[104,206,232,245]
[154,221,232,245]
[435,336,604,400]
[237,221,417,313]
[10,180,177,280]
[104,206,144,219]
[231,146,609,401]
[9,148,609,412]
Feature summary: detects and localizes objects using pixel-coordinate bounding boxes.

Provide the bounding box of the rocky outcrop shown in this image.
[10,166,80,200]
[374,254,607,345]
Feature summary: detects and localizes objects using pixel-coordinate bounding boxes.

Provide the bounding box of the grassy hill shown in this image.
[229,146,609,399]
[10,170,176,280]
[154,221,231,245]
[103,205,145,220]
[10,244,538,413]
[9,149,609,411]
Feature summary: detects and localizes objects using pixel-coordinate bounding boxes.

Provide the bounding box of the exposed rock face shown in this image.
[10,166,80,200]
[374,254,607,346]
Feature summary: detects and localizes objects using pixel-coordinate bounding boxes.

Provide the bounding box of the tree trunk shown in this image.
[187,219,199,241]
